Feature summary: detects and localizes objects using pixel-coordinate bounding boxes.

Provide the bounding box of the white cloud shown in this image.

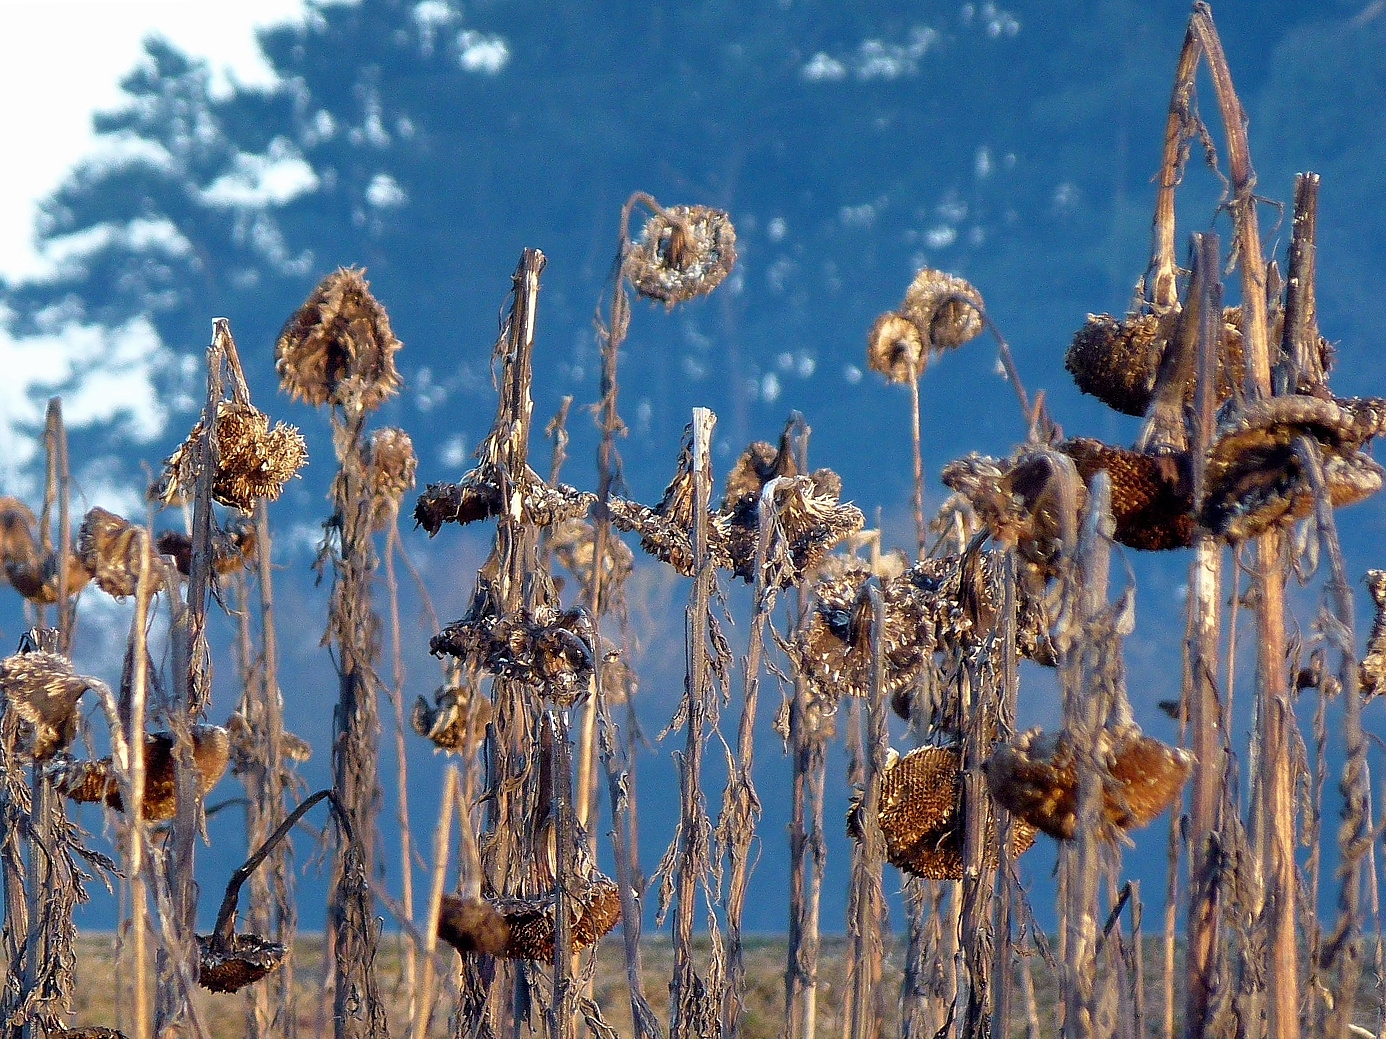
[457,30,510,74]
[366,172,408,209]
[801,53,847,82]
[802,27,938,84]
[201,137,319,208]
[0,307,172,493]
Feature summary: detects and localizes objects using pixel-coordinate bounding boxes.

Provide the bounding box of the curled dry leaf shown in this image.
[1201,394,1386,542]
[155,401,308,513]
[411,683,492,754]
[51,723,231,821]
[276,265,402,411]
[0,649,95,760]
[846,744,1036,881]
[438,875,622,961]
[624,204,737,307]
[196,932,287,993]
[984,723,1193,840]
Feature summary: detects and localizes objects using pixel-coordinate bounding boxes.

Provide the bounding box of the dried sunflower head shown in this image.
[226,711,312,775]
[365,427,418,526]
[0,496,38,579]
[1057,438,1194,551]
[80,507,162,599]
[48,1029,128,1039]
[984,724,1192,840]
[155,401,308,513]
[411,684,492,754]
[414,467,593,535]
[196,931,287,993]
[276,266,402,410]
[438,894,512,956]
[0,649,94,760]
[847,744,1036,880]
[1201,395,1385,542]
[1065,308,1247,417]
[156,516,257,578]
[867,312,926,384]
[625,205,737,307]
[488,874,622,960]
[548,518,635,591]
[5,545,92,605]
[52,723,231,822]
[723,473,864,587]
[899,268,984,353]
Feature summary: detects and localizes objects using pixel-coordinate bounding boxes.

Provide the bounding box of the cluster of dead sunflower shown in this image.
[414,464,593,536]
[867,268,985,383]
[437,872,621,960]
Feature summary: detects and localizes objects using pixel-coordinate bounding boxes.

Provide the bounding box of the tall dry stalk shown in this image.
[664,407,726,1039]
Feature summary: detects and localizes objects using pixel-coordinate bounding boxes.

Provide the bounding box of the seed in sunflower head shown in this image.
[899,268,985,353]
[275,266,402,410]
[411,684,492,754]
[0,649,94,760]
[1201,395,1385,542]
[983,724,1192,840]
[624,205,737,307]
[155,401,308,513]
[196,932,287,993]
[846,744,1036,880]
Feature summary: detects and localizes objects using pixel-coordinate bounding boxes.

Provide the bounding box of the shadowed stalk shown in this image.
[845,581,888,1039]
[668,407,724,1039]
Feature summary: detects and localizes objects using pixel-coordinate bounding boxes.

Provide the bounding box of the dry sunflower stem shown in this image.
[984,722,1193,840]
[846,744,1037,881]
[50,723,230,821]
[624,203,737,306]
[276,265,403,410]
[0,648,95,760]
[154,400,308,513]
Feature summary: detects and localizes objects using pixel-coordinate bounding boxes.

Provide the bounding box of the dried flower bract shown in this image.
[276,266,402,410]
[155,401,308,513]
[625,205,737,306]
